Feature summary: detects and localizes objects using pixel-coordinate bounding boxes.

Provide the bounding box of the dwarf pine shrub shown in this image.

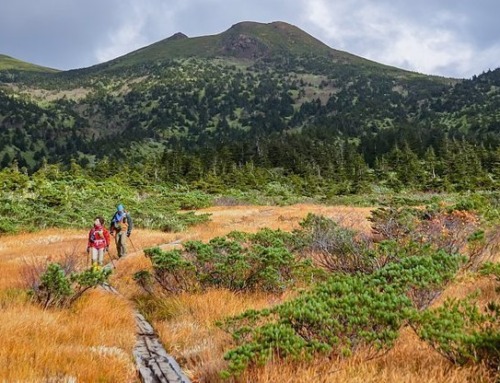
[143,247,197,293]
[295,213,375,273]
[29,263,111,308]
[411,297,499,371]
[219,242,464,376]
[480,262,500,282]
[35,263,73,308]
[142,228,320,294]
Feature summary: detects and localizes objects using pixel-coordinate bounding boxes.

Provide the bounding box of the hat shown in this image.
[117,204,124,212]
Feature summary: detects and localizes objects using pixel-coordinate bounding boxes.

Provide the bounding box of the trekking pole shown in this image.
[128,235,138,253]
[106,248,116,269]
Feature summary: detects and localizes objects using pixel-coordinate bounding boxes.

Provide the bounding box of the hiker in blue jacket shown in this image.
[109,204,133,258]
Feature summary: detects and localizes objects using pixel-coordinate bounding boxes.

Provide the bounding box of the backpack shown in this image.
[112,211,127,232]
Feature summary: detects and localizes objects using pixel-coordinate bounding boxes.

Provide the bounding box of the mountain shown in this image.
[102,21,359,69]
[0,54,58,73]
[70,21,416,77]
[0,21,499,192]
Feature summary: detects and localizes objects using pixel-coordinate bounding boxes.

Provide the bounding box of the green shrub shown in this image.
[372,241,465,310]
[143,247,197,293]
[29,263,111,308]
[174,191,213,210]
[220,243,463,376]
[0,169,213,233]
[480,262,500,281]
[142,228,320,294]
[411,297,499,370]
[0,216,18,234]
[34,263,73,308]
[133,270,154,294]
[296,213,375,273]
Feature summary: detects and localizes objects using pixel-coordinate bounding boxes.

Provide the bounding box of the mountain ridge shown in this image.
[94,20,415,75]
[1,20,500,195]
[0,54,59,73]
[1,21,427,78]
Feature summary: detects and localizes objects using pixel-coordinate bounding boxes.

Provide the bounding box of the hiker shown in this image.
[109,204,133,258]
[87,216,111,266]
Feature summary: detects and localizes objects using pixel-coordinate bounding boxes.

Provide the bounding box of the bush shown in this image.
[35,263,73,308]
[219,243,463,376]
[173,191,213,210]
[411,297,499,370]
[369,205,418,241]
[142,228,320,294]
[0,169,214,233]
[466,230,500,271]
[369,204,482,258]
[296,213,375,273]
[26,259,112,308]
[143,247,197,293]
[480,262,500,281]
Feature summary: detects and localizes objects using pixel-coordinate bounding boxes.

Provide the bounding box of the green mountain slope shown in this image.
[0,54,58,73]
[1,21,500,193]
[109,21,334,63]
[92,21,401,73]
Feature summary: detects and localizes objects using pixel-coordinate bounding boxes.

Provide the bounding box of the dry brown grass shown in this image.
[154,289,276,382]
[0,228,169,382]
[239,330,492,383]
[0,290,137,382]
[0,204,497,382]
[188,204,373,241]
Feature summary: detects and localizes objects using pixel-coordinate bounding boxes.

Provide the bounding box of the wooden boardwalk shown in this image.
[134,312,191,383]
[100,280,191,383]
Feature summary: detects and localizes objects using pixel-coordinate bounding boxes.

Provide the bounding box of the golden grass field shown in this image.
[0,204,497,382]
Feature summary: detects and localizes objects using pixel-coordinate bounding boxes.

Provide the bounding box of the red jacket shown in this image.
[87,225,111,250]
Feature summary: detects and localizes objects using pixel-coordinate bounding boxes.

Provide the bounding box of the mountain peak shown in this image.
[92,20,362,71]
[219,20,333,59]
[167,32,188,41]
[228,20,296,32]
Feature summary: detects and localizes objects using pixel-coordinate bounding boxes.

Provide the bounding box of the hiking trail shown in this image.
[102,239,191,383]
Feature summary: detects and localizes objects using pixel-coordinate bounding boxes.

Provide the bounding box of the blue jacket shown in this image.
[110,210,133,235]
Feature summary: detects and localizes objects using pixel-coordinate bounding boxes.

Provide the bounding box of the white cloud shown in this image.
[1,0,498,76]
[95,0,185,63]
[301,0,486,77]
[467,43,500,75]
[95,21,146,63]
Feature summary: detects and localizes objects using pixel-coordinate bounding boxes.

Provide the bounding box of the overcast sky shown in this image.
[1,0,498,79]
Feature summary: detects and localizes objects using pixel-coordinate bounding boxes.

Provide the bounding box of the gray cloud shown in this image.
[1,0,126,69]
[299,0,500,78]
[0,0,498,77]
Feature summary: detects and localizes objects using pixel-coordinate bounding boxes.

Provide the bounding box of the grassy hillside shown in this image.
[100,21,352,68]
[1,21,499,196]
[0,19,498,383]
[1,199,496,382]
[0,54,58,73]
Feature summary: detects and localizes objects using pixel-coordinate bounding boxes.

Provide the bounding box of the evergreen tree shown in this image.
[1,152,12,169]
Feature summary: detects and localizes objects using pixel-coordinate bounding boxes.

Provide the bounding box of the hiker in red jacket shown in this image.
[87,216,111,266]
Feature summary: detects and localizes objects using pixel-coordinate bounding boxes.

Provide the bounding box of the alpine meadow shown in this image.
[0,21,498,383]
